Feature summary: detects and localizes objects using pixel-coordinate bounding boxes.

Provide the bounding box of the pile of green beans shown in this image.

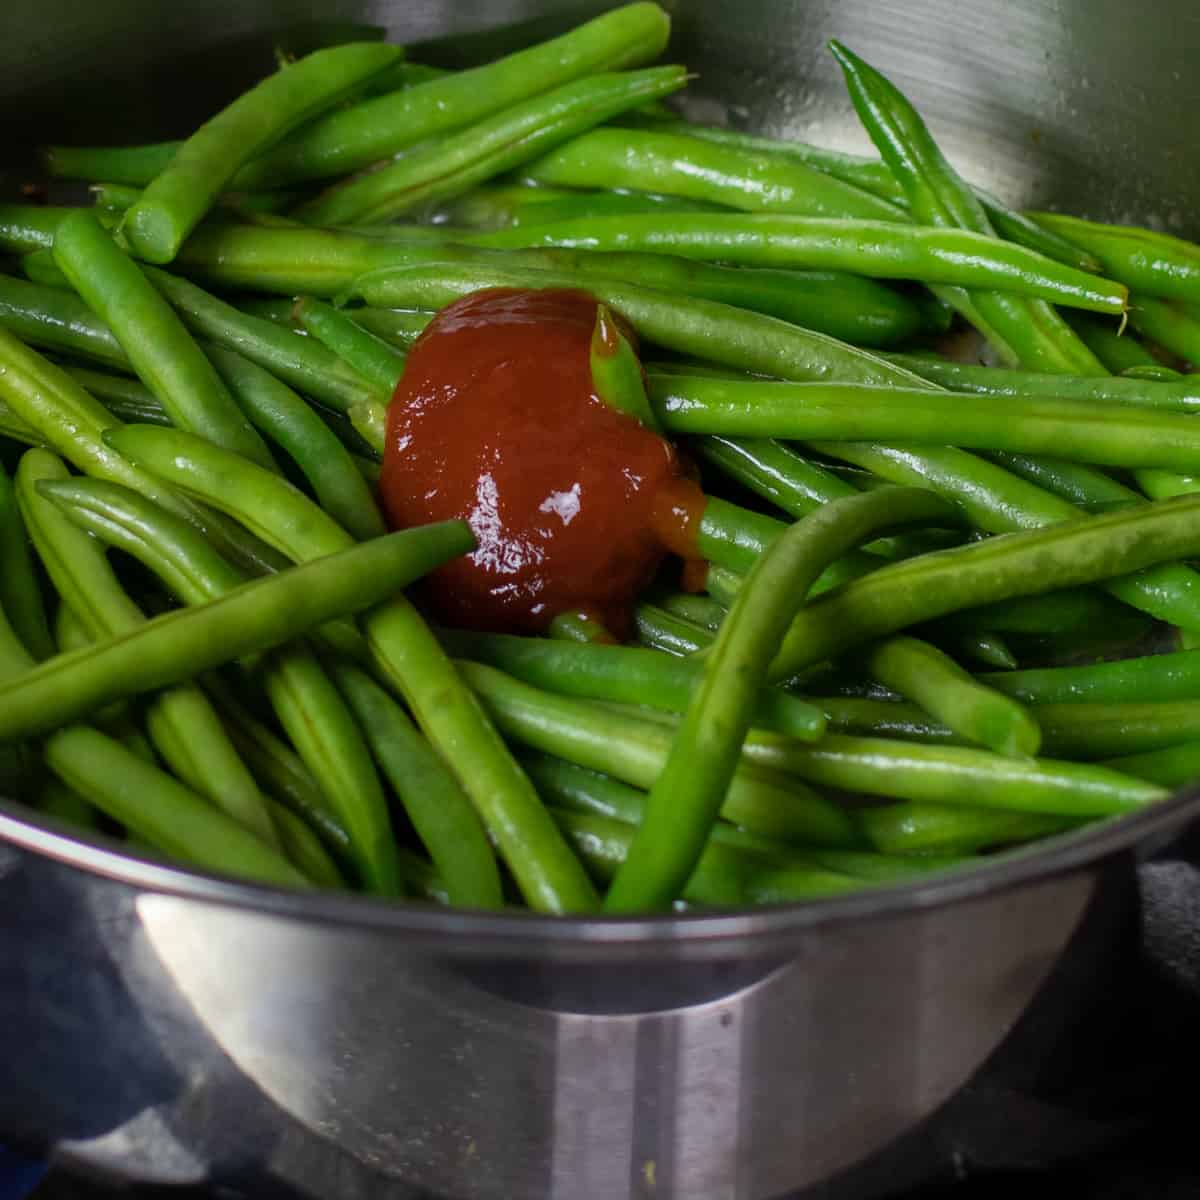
[4,3,1200,914]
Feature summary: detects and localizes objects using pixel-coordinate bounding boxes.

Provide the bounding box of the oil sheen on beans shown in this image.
[379,287,691,635]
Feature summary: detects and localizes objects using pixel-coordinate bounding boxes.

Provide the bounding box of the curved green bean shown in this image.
[607,487,950,910]
[121,42,403,263]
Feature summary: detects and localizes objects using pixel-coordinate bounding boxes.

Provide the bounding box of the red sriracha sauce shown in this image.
[379,287,692,636]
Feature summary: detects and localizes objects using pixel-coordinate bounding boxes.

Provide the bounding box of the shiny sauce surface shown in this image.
[380,288,688,634]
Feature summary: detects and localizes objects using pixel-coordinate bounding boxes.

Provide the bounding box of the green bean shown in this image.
[340,261,938,388]
[343,307,433,351]
[291,297,406,394]
[980,650,1200,706]
[44,141,184,187]
[830,41,1104,375]
[884,353,1200,412]
[0,516,472,741]
[554,808,863,906]
[1127,294,1200,366]
[546,610,618,644]
[655,592,726,632]
[981,450,1138,511]
[861,635,1039,757]
[1027,212,1200,303]
[754,732,1161,817]
[633,603,713,656]
[472,213,1127,313]
[104,423,597,912]
[37,472,401,890]
[523,128,904,221]
[458,659,855,846]
[810,442,1200,633]
[618,114,1102,273]
[938,588,1150,639]
[267,799,345,889]
[120,42,403,263]
[0,205,81,254]
[90,181,302,217]
[44,725,309,886]
[328,661,503,909]
[648,373,1200,474]
[60,366,171,426]
[856,802,1078,855]
[52,210,277,469]
[1032,700,1200,759]
[769,492,1200,679]
[1067,311,1166,373]
[1103,742,1200,789]
[205,344,385,542]
[439,629,826,741]
[294,67,689,227]
[145,264,388,414]
[35,777,101,831]
[0,274,129,368]
[607,487,951,910]
[590,302,659,430]
[0,460,53,661]
[17,448,280,847]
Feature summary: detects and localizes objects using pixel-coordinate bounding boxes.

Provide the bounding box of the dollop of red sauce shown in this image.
[379,287,692,635]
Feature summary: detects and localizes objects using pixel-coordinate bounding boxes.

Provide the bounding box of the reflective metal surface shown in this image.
[3,2,1200,1198]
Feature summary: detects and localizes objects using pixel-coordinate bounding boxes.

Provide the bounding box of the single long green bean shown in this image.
[633,603,713,656]
[522,127,904,220]
[0,274,130,368]
[655,591,726,632]
[458,659,856,846]
[1103,742,1200,789]
[1128,294,1200,366]
[471,213,1127,313]
[979,650,1200,706]
[291,297,406,394]
[884,353,1200,412]
[120,42,403,263]
[438,629,825,740]
[768,492,1200,679]
[328,661,504,909]
[294,67,689,227]
[0,205,82,253]
[0,518,473,740]
[1064,311,1166,373]
[0,460,54,661]
[856,802,1077,855]
[648,374,1200,474]
[607,486,953,910]
[205,344,385,542]
[861,635,1039,757]
[52,210,277,469]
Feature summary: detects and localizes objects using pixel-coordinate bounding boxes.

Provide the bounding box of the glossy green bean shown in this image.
[1028,212,1200,303]
[343,307,433,351]
[52,210,277,469]
[633,603,712,656]
[861,635,1039,757]
[769,492,1200,679]
[145,264,388,414]
[440,629,826,740]
[1128,294,1200,366]
[206,344,385,542]
[291,297,406,394]
[60,366,170,426]
[546,610,617,644]
[608,486,952,910]
[295,67,689,227]
[120,42,403,263]
[980,650,1200,706]
[830,41,1104,375]
[105,423,596,913]
[655,592,726,632]
[472,213,1127,312]
[328,661,503,909]
[523,128,903,220]
[1064,311,1165,373]
[648,373,1200,473]
[617,114,1102,272]
[0,274,129,368]
[0,205,81,253]
[0,517,472,741]
[884,353,1200,412]
[855,802,1077,855]
[458,659,856,846]
[0,459,54,661]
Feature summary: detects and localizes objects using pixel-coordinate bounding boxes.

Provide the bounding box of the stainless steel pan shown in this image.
[3,3,1200,1198]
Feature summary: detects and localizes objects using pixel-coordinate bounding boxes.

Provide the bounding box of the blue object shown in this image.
[0,1146,46,1199]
